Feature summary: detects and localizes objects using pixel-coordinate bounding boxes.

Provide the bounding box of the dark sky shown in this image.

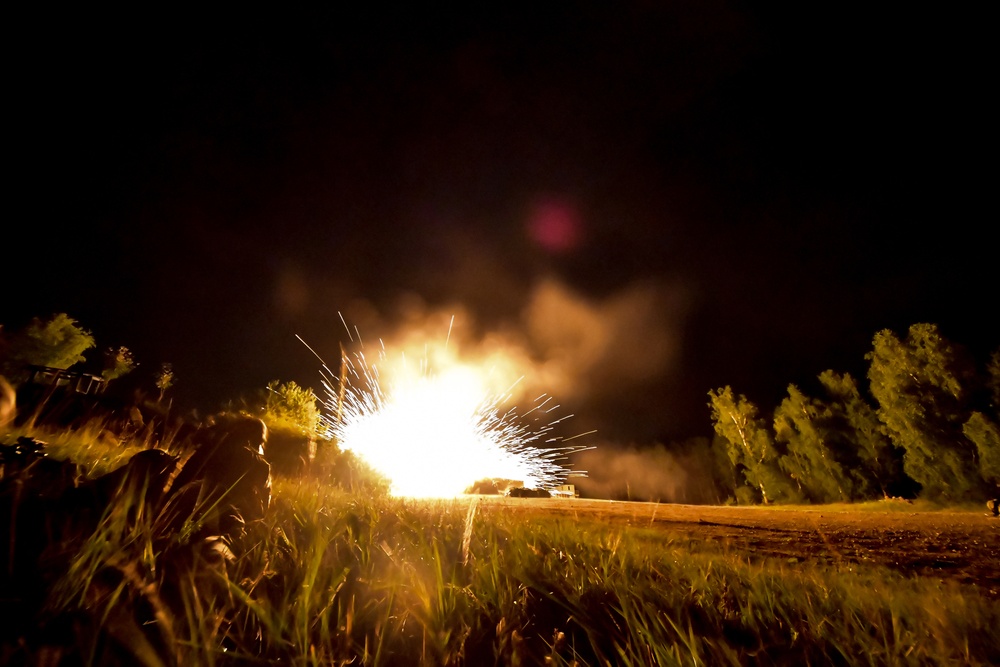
[7,5,994,445]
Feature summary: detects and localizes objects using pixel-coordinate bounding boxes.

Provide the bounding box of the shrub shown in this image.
[260,380,320,437]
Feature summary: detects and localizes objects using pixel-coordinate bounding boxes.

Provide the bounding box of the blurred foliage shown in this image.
[818,370,906,499]
[989,350,1000,412]
[155,362,175,401]
[868,323,982,502]
[774,384,855,503]
[0,313,95,380]
[101,345,137,381]
[708,386,799,504]
[964,411,1000,487]
[259,380,320,437]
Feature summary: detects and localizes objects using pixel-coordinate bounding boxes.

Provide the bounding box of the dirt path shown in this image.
[481,497,1000,598]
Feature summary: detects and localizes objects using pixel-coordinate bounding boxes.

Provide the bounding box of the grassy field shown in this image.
[2,423,999,666]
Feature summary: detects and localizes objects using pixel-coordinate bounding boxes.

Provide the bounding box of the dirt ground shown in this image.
[481,497,1000,598]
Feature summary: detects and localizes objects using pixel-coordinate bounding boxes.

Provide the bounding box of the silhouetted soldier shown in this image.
[162,415,272,539]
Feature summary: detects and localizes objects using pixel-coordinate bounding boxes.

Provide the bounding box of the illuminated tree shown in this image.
[774,384,854,503]
[260,380,320,437]
[1,313,95,379]
[987,349,1000,415]
[709,432,741,502]
[155,363,175,403]
[963,412,1000,488]
[708,386,798,504]
[866,323,980,501]
[101,345,137,381]
[818,370,907,499]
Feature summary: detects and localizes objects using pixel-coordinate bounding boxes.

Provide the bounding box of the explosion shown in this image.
[315,319,590,497]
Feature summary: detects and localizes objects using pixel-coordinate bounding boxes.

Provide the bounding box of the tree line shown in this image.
[708,323,1000,505]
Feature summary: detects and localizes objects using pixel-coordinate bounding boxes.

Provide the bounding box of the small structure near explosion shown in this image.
[25,365,108,395]
[550,484,579,498]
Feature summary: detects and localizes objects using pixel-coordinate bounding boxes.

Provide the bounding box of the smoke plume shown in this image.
[571,441,725,504]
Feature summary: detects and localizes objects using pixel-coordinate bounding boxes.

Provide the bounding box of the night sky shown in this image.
[7,5,994,446]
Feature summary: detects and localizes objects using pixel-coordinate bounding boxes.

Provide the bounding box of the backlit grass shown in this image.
[3,430,998,666]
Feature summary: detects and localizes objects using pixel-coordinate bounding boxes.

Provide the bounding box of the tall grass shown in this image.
[4,435,999,666]
[9,417,147,477]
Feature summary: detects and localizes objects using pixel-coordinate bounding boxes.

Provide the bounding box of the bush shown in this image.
[1,314,95,382]
[260,380,320,437]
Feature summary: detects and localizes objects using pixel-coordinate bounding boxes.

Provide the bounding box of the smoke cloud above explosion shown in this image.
[313,276,692,496]
[522,278,689,405]
[322,275,691,437]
